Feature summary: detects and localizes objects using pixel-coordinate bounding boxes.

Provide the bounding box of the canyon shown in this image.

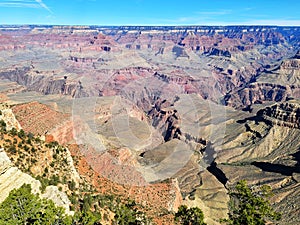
[0,25,300,224]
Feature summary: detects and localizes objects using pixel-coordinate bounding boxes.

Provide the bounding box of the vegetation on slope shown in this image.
[0,115,150,224]
[0,106,283,224]
[222,180,281,225]
[0,183,102,225]
[174,205,207,225]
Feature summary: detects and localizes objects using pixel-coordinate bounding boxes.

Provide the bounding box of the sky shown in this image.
[0,0,299,26]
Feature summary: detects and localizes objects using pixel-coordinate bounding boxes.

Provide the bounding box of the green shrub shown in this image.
[18,129,26,139]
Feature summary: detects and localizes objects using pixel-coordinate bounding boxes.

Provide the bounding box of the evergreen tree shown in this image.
[222,180,281,225]
[174,205,207,225]
[71,210,101,225]
[113,200,149,225]
[0,183,105,225]
[0,184,69,225]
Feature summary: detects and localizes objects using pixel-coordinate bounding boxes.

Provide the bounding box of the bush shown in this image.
[10,127,18,136]
[8,144,17,154]
[49,175,60,185]
[72,210,101,225]
[113,203,143,225]
[18,129,26,139]
[0,119,6,129]
[68,180,76,191]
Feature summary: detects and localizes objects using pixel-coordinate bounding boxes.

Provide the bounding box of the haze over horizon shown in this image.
[0,0,299,26]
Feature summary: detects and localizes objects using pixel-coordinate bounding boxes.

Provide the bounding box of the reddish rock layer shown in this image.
[12,101,70,136]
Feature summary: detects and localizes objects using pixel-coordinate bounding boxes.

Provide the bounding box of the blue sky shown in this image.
[0,0,299,26]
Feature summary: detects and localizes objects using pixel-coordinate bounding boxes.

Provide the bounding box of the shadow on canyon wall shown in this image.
[252,151,300,176]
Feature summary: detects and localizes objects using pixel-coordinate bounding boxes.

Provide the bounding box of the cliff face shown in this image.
[0,68,88,98]
[0,118,73,215]
[107,26,294,52]
[148,99,181,142]
[0,148,40,203]
[257,102,300,129]
[224,50,300,108]
[0,104,22,131]
[11,101,69,136]
[224,83,294,108]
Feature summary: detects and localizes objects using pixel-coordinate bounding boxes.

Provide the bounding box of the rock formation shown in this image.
[257,101,300,128]
[0,148,73,215]
[1,25,300,224]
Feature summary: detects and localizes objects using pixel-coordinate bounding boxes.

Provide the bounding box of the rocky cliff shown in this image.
[223,50,300,108]
[0,104,22,130]
[257,101,300,129]
[0,132,73,215]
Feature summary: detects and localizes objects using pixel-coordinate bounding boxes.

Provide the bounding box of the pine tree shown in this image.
[174,205,207,225]
[222,180,281,225]
[0,184,70,225]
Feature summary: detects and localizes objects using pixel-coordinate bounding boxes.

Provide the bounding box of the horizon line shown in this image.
[1,24,300,27]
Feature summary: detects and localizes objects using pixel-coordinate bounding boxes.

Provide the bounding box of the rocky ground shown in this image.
[0,25,300,224]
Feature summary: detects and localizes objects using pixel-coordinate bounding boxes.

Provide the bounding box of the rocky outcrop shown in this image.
[41,186,73,214]
[0,148,40,202]
[257,102,300,129]
[0,67,31,86]
[224,50,300,108]
[0,104,22,131]
[0,68,88,97]
[223,83,294,108]
[278,51,300,76]
[148,99,181,142]
[224,82,300,110]
[47,120,76,145]
[204,48,231,57]
[69,55,97,63]
[147,97,208,150]
[0,148,73,215]
[0,33,26,51]
[183,170,229,225]
[281,58,300,69]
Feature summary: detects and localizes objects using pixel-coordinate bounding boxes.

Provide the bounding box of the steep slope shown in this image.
[211,101,300,224]
[224,50,300,108]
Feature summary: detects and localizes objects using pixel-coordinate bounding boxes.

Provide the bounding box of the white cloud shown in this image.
[0,2,39,8]
[0,0,52,13]
[34,0,52,13]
